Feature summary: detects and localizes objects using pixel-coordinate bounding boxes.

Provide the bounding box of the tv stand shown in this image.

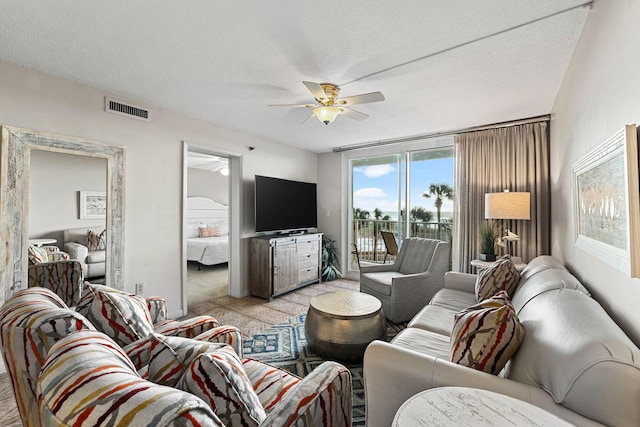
[286,230,308,236]
[249,233,322,300]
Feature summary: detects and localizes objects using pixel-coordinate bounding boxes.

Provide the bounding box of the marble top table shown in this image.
[393,387,573,426]
[28,238,57,247]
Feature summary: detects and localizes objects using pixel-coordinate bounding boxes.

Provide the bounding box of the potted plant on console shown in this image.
[479,220,499,261]
[322,235,342,281]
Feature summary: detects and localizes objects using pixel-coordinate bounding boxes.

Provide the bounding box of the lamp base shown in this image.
[478,253,497,262]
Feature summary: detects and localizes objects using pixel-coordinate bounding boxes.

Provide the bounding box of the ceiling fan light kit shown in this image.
[270,81,385,125]
[313,106,342,125]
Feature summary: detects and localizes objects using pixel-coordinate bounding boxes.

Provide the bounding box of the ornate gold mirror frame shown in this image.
[0,126,125,305]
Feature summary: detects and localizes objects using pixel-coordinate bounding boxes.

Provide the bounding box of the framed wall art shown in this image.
[572,124,640,277]
[79,191,107,219]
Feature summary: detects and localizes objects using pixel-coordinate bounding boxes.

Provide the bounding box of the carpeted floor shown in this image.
[0,278,362,426]
[244,312,406,426]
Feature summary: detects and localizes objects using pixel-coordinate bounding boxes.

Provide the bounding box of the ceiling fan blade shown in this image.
[341,107,369,121]
[301,113,314,125]
[268,103,316,108]
[338,91,385,106]
[303,81,328,101]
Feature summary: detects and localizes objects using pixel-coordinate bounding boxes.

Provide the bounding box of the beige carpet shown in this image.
[0,277,360,426]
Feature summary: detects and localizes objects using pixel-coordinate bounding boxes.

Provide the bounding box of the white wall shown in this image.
[0,60,318,316]
[29,150,107,248]
[550,0,640,345]
[187,167,228,204]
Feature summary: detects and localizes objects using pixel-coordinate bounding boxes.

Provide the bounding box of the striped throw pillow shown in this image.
[450,291,525,375]
[76,283,154,347]
[475,256,520,301]
[147,333,227,387]
[178,345,266,426]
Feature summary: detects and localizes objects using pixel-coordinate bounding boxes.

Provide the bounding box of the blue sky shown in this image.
[353,156,454,218]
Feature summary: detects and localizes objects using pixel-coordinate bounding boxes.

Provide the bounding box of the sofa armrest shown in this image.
[363,340,603,427]
[443,271,477,293]
[262,361,352,427]
[63,241,88,262]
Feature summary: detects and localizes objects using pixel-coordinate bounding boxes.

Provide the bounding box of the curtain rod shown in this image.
[331,114,550,153]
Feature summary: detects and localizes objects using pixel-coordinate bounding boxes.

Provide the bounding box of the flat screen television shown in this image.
[255,175,318,233]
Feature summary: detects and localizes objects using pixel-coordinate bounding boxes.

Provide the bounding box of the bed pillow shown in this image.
[209,222,229,236]
[186,224,202,238]
[450,291,525,375]
[475,256,520,301]
[199,225,221,238]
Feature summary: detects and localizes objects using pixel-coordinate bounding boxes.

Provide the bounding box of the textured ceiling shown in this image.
[0,1,591,153]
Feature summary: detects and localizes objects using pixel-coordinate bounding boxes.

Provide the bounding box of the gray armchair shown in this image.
[359,237,450,323]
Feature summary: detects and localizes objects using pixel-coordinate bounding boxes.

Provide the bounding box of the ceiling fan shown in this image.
[269,81,385,125]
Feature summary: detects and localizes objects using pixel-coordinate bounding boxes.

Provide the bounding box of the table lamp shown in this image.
[485,190,530,256]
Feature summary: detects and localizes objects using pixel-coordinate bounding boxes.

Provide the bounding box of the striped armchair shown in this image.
[27,244,83,306]
[0,287,353,427]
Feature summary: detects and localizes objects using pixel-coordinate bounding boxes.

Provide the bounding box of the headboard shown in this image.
[186,197,228,225]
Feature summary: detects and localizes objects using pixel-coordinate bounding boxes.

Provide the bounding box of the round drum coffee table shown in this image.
[305,290,386,363]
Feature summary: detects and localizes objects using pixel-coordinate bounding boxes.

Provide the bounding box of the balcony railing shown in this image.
[352,219,452,265]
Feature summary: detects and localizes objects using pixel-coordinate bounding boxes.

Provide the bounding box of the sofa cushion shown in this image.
[430,288,478,311]
[511,268,590,314]
[178,345,266,426]
[154,316,221,338]
[390,327,451,359]
[408,304,459,336]
[37,330,222,426]
[86,250,106,264]
[148,333,227,387]
[360,271,406,296]
[507,288,640,426]
[475,257,520,301]
[450,291,525,375]
[76,283,154,347]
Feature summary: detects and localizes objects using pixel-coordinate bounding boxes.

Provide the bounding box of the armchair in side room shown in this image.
[27,244,83,306]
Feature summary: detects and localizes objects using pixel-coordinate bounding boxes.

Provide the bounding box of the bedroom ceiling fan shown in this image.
[269,81,385,125]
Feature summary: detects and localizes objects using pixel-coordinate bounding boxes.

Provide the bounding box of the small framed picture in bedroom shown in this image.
[571,124,640,278]
[79,191,107,219]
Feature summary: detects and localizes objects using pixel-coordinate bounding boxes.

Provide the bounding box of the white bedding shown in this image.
[187,236,228,265]
[186,197,229,266]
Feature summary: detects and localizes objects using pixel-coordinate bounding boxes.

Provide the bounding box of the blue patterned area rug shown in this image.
[243,313,406,426]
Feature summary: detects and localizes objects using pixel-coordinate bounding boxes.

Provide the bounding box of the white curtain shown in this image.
[452,122,550,273]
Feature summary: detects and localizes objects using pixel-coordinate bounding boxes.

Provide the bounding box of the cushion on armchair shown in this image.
[76,283,154,346]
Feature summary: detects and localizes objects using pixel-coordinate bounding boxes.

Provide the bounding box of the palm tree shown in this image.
[353,208,370,219]
[422,183,454,239]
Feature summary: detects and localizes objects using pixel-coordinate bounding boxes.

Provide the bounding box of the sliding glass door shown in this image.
[347,142,453,274]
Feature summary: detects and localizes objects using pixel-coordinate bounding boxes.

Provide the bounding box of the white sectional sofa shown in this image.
[363,255,640,427]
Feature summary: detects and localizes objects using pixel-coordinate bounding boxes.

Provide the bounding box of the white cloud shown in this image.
[354,187,387,198]
[363,164,395,178]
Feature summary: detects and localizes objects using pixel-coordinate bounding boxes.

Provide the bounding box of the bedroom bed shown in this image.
[186,197,229,268]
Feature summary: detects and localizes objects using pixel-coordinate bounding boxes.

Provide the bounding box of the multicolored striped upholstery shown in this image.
[28,259,84,307]
[37,330,224,427]
[177,345,267,426]
[0,288,96,427]
[475,256,521,301]
[146,296,168,323]
[450,290,525,374]
[1,287,353,426]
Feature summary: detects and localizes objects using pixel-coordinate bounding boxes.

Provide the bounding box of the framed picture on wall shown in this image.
[79,191,107,219]
[572,124,640,278]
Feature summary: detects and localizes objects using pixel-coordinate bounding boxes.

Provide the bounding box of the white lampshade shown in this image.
[313,106,342,125]
[485,191,531,220]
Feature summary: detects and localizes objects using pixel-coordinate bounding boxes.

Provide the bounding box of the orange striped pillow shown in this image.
[450,291,525,375]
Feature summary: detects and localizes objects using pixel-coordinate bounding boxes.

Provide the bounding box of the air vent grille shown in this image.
[105,97,151,122]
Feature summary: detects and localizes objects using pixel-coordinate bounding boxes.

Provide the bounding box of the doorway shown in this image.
[181,142,243,316]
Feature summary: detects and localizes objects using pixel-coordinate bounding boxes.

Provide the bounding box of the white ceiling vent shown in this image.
[105,97,151,122]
